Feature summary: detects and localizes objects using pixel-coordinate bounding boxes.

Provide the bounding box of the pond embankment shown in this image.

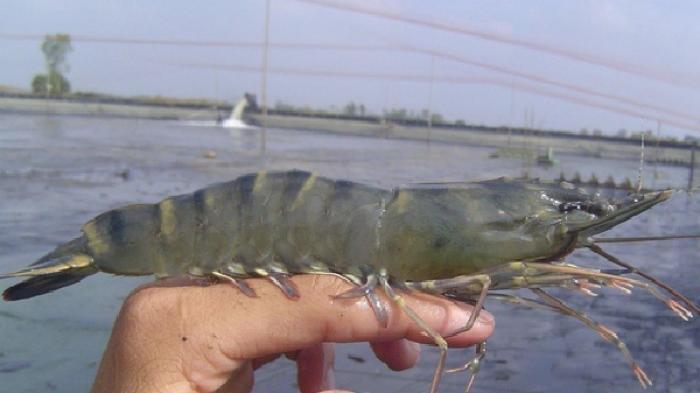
[1,94,697,168]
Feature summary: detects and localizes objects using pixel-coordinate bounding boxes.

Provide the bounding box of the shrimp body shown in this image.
[1,170,670,297]
[2,170,691,393]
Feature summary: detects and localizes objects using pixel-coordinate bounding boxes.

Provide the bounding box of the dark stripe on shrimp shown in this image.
[193,189,206,224]
[150,202,161,237]
[238,173,257,206]
[107,210,126,247]
[333,179,355,200]
[321,179,355,217]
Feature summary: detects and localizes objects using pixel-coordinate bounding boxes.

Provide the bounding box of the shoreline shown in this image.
[1,94,697,167]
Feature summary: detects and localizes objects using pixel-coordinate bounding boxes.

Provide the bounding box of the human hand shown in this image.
[91,274,495,393]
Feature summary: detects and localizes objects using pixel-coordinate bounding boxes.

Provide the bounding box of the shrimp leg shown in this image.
[446,292,573,393]
[530,288,652,388]
[333,272,390,328]
[482,262,692,320]
[587,243,700,315]
[211,271,257,297]
[437,261,693,390]
[445,341,486,393]
[378,268,448,393]
[409,274,492,338]
[486,291,651,387]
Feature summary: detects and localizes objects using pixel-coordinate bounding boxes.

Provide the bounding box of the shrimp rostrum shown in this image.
[1,170,696,392]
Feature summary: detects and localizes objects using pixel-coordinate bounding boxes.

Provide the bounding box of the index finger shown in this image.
[127,274,494,358]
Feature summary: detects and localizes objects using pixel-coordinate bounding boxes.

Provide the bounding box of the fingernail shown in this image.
[477,310,495,325]
[323,365,336,390]
[406,341,421,357]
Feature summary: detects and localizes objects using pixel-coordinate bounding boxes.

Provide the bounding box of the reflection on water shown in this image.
[0,113,697,393]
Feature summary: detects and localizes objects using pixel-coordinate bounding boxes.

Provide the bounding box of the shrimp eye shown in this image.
[559,201,605,216]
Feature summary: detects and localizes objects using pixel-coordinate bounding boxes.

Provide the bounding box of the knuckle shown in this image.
[119,286,175,330]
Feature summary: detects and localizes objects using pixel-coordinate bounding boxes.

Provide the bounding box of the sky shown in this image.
[1,0,699,138]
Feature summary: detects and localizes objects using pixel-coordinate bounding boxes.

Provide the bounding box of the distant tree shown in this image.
[382,107,445,124]
[274,100,294,111]
[42,34,72,75]
[343,101,357,116]
[592,129,603,136]
[31,74,48,94]
[579,128,589,135]
[51,71,70,94]
[358,104,366,116]
[616,128,628,138]
[31,34,72,95]
[430,113,444,124]
[383,108,408,121]
[455,119,466,126]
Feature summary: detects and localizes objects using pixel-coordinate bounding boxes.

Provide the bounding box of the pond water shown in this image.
[0,113,697,392]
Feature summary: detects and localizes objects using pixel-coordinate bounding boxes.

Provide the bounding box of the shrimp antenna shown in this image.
[593,234,700,243]
[587,243,700,314]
